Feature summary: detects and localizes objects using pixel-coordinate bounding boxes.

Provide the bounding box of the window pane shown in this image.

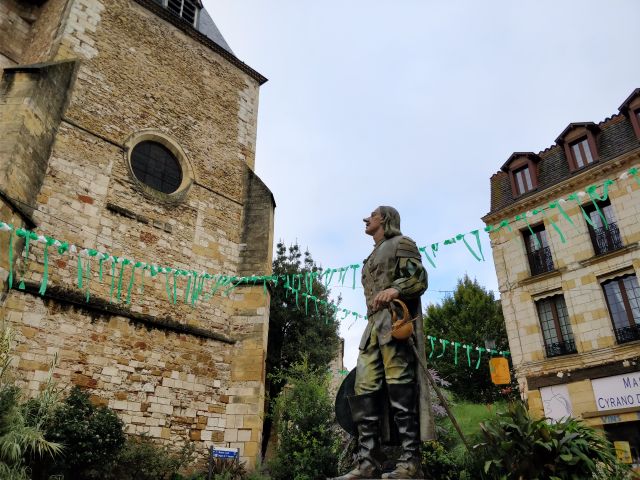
[604,281,630,329]
[572,143,584,168]
[582,139,594,164]
[537,299,558,345]
[589,209,604,229]
[515,170,525,194]
[623,276,640,325]
[523,167,533,190]
[555,297,574,341]
[538,229,549,248]
[602,204,616,224]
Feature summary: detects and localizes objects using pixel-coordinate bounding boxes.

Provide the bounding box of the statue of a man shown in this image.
[336,206,435,480]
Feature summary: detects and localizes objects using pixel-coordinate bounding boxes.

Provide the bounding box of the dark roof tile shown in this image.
[488,111,640,216]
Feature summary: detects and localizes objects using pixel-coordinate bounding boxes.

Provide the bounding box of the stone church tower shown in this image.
[0,0,274,467]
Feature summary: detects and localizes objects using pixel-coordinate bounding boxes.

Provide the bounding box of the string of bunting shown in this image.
[330,336,510,376]
[426,335,510,370]
[310,165,640,271]
[4,166,636,306]
[2,166,637,368]
[0,220,510,368]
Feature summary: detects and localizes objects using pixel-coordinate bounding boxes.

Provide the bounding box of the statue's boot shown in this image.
[382,384,423,479]
[333,392,382,480]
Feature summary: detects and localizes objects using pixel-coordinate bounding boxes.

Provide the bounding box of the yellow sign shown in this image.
[614,441,633,464]
[489,357,511,385]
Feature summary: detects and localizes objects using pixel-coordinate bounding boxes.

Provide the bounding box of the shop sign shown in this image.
[591,372,640,411]
[489,357,511,385]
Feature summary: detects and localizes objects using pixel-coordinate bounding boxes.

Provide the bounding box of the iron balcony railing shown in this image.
[614,324,640,344]
[527,246,555,276]
[545,339,577,358]
[589,222,624,256]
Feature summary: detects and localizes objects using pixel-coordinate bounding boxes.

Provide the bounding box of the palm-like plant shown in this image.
[0,326,62,479]
[474,401,631,480]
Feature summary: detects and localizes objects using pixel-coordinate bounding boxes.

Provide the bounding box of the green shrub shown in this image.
[421,440,465,480]
[104,435,194,480]
[207,457,247,480]
[473,401,632,479]
[191,454,273,480]
[268,358,338,480]
[244,468,271,480]
[34,386,126,479]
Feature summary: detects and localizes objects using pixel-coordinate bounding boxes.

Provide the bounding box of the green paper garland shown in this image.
[0,165,637,373]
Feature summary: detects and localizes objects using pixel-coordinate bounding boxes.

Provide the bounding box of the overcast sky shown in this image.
[202,0,640,368]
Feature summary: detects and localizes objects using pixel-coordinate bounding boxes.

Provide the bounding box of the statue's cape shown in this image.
[409,295,436,441]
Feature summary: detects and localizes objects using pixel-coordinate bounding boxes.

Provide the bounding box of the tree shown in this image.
[263,242,340,455]
[267,241,340,375]
[424,275,510,403]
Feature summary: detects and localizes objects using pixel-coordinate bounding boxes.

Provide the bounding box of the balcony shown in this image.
[589,222,624,256]
[544,339,577,358]
[528,246,554,276]
[614,324,640,344]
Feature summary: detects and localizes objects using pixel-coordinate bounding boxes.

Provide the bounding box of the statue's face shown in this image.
[363,208,383,237]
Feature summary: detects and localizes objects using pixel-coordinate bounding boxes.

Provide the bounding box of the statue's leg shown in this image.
[333,329,384,480]
[380,342,423,479]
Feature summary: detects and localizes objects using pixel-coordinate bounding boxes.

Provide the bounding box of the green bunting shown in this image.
[0,166,637,367]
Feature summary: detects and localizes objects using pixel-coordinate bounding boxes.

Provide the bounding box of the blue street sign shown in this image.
[211,447,239,459]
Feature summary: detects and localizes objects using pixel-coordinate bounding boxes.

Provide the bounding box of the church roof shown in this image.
[197,8,234,55]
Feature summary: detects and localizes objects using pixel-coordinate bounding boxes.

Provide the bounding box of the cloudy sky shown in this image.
[202,0,640,368]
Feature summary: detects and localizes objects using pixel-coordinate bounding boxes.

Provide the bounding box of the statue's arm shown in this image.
[391,257,427,299]
[389,236,428,298]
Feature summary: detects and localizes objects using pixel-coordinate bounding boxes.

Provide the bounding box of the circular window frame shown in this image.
[124,130,195,204]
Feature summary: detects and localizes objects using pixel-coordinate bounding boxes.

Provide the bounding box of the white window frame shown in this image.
[159,0,200,27]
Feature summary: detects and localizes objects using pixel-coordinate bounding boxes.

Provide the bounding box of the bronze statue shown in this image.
[335,206,435,479]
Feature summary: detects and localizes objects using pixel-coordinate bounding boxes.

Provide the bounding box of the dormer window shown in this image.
[619,88,640,140]
[154,0,201,26]
[501,152,540,198]
[569,137,594,168]
[556,122,600,172]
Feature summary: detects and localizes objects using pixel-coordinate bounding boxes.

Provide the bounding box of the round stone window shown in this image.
[130,141,183,194]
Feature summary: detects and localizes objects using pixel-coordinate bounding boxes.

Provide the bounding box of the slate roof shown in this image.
[197,8,234,55]
[487,103,640,217]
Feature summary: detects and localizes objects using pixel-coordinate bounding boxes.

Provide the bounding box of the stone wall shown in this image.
[0,0,273,469]
[0,0,70,67]
[7,291,234,442]
[0,62,77,215]
[0,0,34,64]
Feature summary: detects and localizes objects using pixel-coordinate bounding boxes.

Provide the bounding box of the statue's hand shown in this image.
[372,288,400,311]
